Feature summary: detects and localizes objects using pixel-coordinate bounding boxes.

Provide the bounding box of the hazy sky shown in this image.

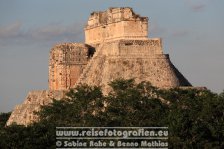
[0,0,224,112]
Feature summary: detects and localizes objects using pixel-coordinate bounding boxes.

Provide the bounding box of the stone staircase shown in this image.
[75,43,105,86]
[6,90,65,126]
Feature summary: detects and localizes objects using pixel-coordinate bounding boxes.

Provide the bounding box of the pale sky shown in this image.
[0,0,224,112]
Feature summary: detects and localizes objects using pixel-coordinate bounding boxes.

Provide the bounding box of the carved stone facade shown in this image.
[49,43,92,90]
[7,7,192,126]
[85,7,148,45]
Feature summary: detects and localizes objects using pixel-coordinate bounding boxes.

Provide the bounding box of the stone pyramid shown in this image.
[7,7,191,126]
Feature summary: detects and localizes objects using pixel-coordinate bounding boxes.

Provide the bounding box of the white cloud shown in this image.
[0,21,84,48]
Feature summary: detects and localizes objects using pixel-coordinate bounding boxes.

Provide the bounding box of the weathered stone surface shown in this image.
[75,39,191,93]
[49,43,93,90]
[85,7,148,45]
[7,7,192,126]
[6,90,66,126]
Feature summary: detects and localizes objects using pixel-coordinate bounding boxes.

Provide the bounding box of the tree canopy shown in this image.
[0,79,223,148]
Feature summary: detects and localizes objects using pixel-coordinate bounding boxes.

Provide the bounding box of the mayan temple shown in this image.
[7,7,191,126]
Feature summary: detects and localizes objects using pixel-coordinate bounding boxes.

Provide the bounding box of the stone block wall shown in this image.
[49,43,92,90]
[100,39,163,56]
[85,7,148,45]
[6,90,65,126]
[76,40,191,94]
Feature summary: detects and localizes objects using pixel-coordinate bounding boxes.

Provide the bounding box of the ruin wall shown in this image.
[6,90,66,126]
[76,40,191,93]
[49,43,90,90]
[85,7,148,45]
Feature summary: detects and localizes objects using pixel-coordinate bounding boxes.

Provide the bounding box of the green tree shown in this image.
[101,79,168,127]
[0,112,11,128]
[1,79,224,148]
[37,84,104,127]
[161,88,224,148]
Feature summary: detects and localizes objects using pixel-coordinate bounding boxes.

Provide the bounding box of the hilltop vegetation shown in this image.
[0,79,224,148]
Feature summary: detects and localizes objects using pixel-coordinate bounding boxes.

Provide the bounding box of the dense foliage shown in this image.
[0,79,223,148]
[0,112,11,128]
